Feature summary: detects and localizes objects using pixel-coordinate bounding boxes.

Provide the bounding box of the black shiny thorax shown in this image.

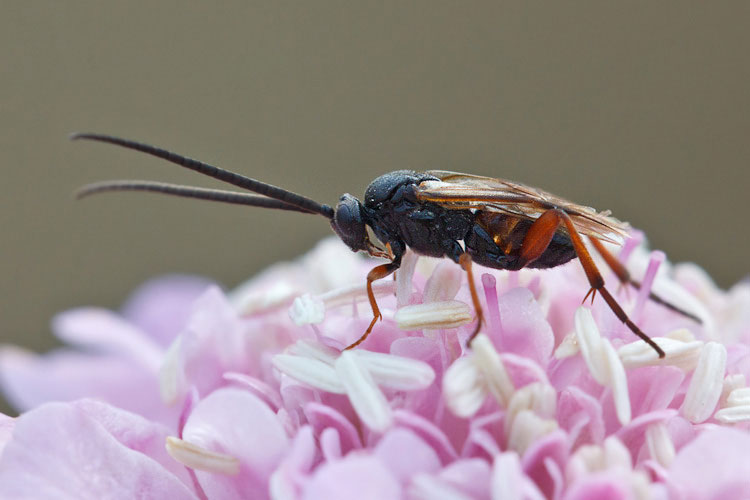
[361,170,576,271]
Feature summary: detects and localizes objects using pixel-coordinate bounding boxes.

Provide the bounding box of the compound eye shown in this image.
[332,194,367,252]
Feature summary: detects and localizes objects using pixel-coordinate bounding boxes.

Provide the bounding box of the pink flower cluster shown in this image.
[2,236,750,499]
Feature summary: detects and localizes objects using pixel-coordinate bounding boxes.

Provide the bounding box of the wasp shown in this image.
[74,133,698,358]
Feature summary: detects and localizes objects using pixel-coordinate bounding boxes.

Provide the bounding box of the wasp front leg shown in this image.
[344,259,401,350]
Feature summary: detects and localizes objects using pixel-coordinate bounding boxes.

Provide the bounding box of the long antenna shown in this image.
[71,133,334,219]
[76,180,317,214]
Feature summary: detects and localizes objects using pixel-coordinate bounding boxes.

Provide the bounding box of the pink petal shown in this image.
[304,401,362,454]
[179,287,258,397]
[0,413,14,456]
[374,428,442,483]
[182,388,290,500]
[0,347,174,423]
[521,430,569,499]
[440,458,492,500]
[52,308,163,370]
[302,455,401,500]
[558,386,605,446]
[669,427,750,499]
[562,473,633,500]
[496,289,555,367]
[121,275,214,347]
[393,410,460,464]
[626,366,684,416]
[0,401,196,499]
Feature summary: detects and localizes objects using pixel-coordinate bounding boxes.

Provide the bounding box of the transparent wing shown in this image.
[418,170,630,244]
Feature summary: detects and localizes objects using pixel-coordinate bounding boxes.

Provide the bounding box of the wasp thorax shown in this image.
[332,194,368,252]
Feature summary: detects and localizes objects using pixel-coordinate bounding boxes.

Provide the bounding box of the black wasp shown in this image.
[74,133,700,357]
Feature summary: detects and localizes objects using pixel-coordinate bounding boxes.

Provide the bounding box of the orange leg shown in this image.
[518,209,665,358]
[344,261,400,350]
[589,237,702,324]
[460,253,485,344]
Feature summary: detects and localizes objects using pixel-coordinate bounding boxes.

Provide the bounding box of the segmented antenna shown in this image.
[76,180,316,214]
[71,133,334,219]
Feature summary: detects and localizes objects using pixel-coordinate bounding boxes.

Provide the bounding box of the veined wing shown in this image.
[417,170,630,244]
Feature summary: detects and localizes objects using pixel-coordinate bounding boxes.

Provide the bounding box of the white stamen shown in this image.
[574,308,608,384]
[645,423,675,467]
[472,334,515,407]
[727,387,750,407]
[272,354,345,394]
[603,339,631,425]
[286,339,339,364]
[618,336,703,371]
[288,294,325,325]
[354,350,435,390]
[231,280,300,316]
[681,341,727,423]
[443,355,486,418]
[507,410,557,455]
[165,436,240,475]
[318,280,396,308]
[423,262,463,303]
[491,452,522,500]
[504,383,556,436]
[553,332,579,359]
[720,374,746,407]
[714,405,750,424]
[335,350,392,432]
[396,250,419,306]
[666,328,696,343]
[159,336,184,405]
[602,435,633,470]
[568,436,632,480]
[395,300,472,330]
[575,308,631,424]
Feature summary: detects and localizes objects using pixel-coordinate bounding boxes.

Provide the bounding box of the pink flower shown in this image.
[1,235,749,499]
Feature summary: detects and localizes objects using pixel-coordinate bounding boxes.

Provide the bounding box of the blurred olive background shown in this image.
[2,2,749,360]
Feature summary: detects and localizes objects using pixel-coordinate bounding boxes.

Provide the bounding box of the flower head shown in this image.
[1,235,750,498]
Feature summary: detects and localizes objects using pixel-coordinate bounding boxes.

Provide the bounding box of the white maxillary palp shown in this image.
[681,341,727,423]
[165,436,240,475]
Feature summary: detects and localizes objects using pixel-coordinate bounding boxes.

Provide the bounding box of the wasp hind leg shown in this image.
[588,237,702,324]
[344,260,401,350]
[516,209,665,358]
